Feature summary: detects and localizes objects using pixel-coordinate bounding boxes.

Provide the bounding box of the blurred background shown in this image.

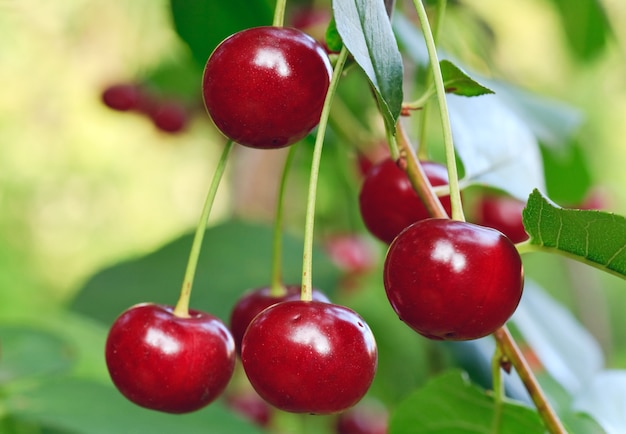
[1,0,626,432]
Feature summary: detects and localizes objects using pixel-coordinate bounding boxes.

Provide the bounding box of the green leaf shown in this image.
[440,60,494,97]
[0,326,75,384]
[389,370,545,434]
[325,17,343,53]
[169,0,273,66]
[540,138,593,206]
[333,0,404,131]
[549,0,611,61]
[522,189,626,279]
[4,377,264,434]
[70,220,340,325]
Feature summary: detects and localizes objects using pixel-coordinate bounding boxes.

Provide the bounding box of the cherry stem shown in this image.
[173,140,234,317]
[412,0,464,222]
[301,46,349,301]
[493,326,567,434]
[272,0,287,27]
[397,122,448,219]
[269,146,298,297]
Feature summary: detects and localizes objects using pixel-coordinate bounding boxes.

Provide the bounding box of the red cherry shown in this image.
[359,158,452,244]
[324,234,379,275]
[336,400,389,434]
[202,26,332,149]
[474,194,528,244]
[105,303,235,413]
[149,100,188,134]
[229,285,329,355]
[225,390,272,427]
[241,301,377,414]
[383,219,523,341]
[101,83,142,111]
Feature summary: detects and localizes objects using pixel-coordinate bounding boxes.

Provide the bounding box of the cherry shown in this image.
[101,83,142,111]
[474,193,528,243]
[225,390,272,427]
[324,234,379,275]
[105,303,235,413]
[229,285,329,355]
[149,100,188,134]
[359,158,452,244]
[336,400,389,434]
[241,300,377,414]
[202,26,332,149]
[383,219,523,341]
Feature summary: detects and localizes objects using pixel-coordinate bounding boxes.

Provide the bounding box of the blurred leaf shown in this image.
[562,412,607,434]
[540,138,593,205]
[571,370,626,433]
[448,94,546,202]
[441,60,494,97]
[549,0,611,61]
[140,59,204,104]
[511,281,604,394]
[333,0,404,132]
[389,370,544,434]
[522,189,626,279]
[70,220,340,326]
[4,377,264,434]
[0,326,75,384]
[169,0,273,66]
[325,17,343,53]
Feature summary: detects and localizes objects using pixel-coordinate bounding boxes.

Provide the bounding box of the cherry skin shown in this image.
[105,303,235,413]
[229,284,329,355]
[359,158,453,244]
[241,300,377,414]
[202,26,332,149]
[101,83,142,111]
[383,219,524,341]
[149,100,188,134]
[474,193,528,244]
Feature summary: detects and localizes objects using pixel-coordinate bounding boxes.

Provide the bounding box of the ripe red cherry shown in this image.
[359,158,452,244]
[474,194,528,244]
[229,284,329,355]
[241,300,377,414]
[149,100,188,134]
[105,303,235,413]
[101,83,142,111]
[202,26,332,149]
[225,390,272,427]
[336,400,389,434]
[383,219,523,341]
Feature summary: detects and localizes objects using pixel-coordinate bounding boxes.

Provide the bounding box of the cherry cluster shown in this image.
[101,82,190,134]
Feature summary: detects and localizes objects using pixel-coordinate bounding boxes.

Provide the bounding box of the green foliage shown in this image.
[523,189,626,279]
[389,370,545,433]
[440,60,494,97]
[70,220,340,325]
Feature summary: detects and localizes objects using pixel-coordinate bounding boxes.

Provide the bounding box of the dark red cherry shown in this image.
[105,303,235,413]
[336,400,389,434]
[149,100,188,133]
[229,284,329,355]
[241,300,377,414]
[359,158,452,244]
[202,26,332,149]
[474,193,528,243]
[383,219,523,341]
[101,83,141,111]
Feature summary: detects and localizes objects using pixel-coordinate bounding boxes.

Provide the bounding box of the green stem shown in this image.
[173,141,233,317]
[403,87,436,111]
[272,0,287,27]
[269,146,298,296]
[412,0,464,221]
[490,346,505,434]
[493,327,567,434]
[301,46,349,301]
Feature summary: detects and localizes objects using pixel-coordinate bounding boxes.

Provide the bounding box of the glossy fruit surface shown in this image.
[475,194,528,243]
[229,284,329,355]
[105,303,235,413]
[359,158,452,244]
[202,26,332,149]
[241,301,377,414]
[384,219,523,341]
